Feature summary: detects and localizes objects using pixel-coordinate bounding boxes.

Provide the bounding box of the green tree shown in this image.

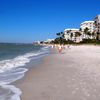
[87,31,92,39]
[56,32,65,44]
[84,27,89,34]
[96,32,99,40]
[56,32,64,38]
[75,32,81,37]
[75,32,81,42]
[84,27,90,39]
[91,32,95,38]
[70,33,73,40]
[79,28,82,32]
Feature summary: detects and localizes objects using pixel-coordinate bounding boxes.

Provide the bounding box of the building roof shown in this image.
[81,21,94,25]
[64,28,79,31]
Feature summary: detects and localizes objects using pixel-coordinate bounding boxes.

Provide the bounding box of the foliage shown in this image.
[70,33,73,38]
[80,39,100,44]
[84,27,89,34]
[96,32,100,40]
[53,28,100,44]
[54,37,67,44]
[75,32,81,37]
[55,32,65,44]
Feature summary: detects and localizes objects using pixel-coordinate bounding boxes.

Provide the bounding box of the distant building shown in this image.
[33,41,40,45]
[37,41,40,44]
[45,39,54,43]
[94,15,100,39]
[64,28,82,42]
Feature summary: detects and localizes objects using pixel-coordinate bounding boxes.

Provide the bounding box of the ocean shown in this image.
[0,43,50,100]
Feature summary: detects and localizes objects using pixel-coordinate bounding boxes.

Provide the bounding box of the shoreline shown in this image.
[12,45,100,100]
[0,45,50,100]
[12,54,51,100]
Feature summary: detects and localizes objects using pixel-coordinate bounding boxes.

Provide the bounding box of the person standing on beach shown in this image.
[51,45,54,49]
[58,44,62,53]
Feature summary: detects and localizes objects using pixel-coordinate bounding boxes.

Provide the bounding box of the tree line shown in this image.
[51,27,100,44]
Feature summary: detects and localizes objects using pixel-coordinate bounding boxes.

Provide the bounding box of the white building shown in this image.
[94,15,100,35]
[80,21,94,33]
[45,39,54,43]
[80,21,95,39]
[64,28,82,42]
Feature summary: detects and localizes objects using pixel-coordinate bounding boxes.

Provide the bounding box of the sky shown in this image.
[0,0,100,43]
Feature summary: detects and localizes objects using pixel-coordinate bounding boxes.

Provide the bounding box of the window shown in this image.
[94,21,97,23]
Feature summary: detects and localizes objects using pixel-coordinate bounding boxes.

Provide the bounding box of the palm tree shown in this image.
[70,33,73,41]
[84,27,89,39]
[75,32,81,37]
[91,32,95,39]
[84,27,89,33]
[87,31,92,39]
[75,32,82,42]
[56,32,61,37]
[56,32,64,44]
[56,32,64,37]
[79,28,82,32]
[96,32,99,40]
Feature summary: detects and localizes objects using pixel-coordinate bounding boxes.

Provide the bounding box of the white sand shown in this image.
[14,45,100,100]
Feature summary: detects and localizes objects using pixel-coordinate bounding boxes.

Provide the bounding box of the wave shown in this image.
[1,85,21,100]
[0,46,50,73]
[0,68,28,85]
[0,46,50,100]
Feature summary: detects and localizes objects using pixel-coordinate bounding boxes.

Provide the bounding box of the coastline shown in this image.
[12,53,51,100]
[0,44,49,100]
[13,45,100,100]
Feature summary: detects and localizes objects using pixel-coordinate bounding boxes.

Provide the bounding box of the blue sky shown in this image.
[0,0,100,43]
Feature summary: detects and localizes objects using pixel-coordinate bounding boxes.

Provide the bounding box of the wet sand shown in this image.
[14,45,100,100]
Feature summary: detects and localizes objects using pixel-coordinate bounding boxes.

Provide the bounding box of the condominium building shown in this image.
[80,21,94,33]
[94,15,100,34]
[64,28,82,42]
[80,21,95,39]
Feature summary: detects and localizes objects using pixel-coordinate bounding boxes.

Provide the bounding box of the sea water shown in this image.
[0,43,50,100]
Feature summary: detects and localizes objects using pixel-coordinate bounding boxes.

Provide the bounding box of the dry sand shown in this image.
[14,45,100,100]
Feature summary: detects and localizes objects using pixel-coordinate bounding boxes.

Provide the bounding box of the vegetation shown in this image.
[39,26,100,45]
[79,39,100,45]
[55,32,65,44]
[96,32,100,40]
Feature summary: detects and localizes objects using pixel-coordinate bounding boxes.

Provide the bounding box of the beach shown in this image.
[14,45,100,100]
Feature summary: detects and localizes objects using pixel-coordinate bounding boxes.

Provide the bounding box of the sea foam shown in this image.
[1,85,22,100]
[0,46,50,100]
[0,46,49,73]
